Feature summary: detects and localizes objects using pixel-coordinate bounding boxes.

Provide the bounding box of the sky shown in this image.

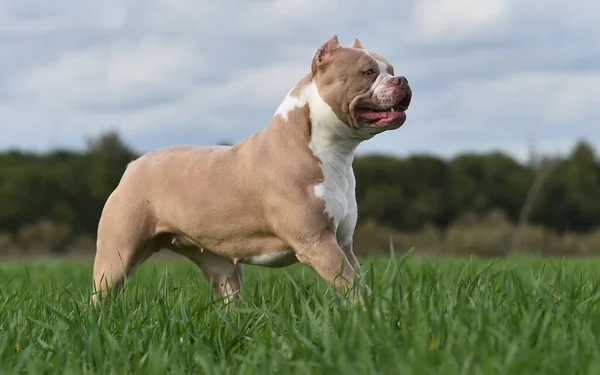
[1,0,599,162]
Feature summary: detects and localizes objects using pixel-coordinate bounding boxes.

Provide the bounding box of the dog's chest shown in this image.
[313,155,357,230]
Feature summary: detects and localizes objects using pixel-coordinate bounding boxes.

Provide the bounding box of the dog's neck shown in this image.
[274,77,363,168]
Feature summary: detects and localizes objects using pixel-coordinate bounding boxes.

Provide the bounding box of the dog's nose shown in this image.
[391,76,409,87]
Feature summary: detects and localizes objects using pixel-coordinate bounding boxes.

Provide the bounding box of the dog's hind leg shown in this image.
[91,193,155,304]
[173,246,244,309]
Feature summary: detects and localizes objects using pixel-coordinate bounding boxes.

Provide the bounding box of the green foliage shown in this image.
[354,140,600,234]
[0,131,137,238]
[446,210,513,257]
[2,257,600,373]
[532,141,600,232]
[16,219,72,254]
[353,210,600,258]
[1,132,600,256]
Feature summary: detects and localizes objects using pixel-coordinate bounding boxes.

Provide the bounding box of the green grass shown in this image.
[2,254,600,374]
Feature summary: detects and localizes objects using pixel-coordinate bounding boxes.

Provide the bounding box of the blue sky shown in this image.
[1,0,599,161]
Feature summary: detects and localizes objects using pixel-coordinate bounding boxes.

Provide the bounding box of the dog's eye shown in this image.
[362,69,375,76]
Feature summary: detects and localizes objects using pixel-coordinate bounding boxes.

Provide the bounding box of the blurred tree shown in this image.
[448,152,531,222]
[1,132,600,249]
[354,155,405,229]
[533,141,600,232]
[83,131,138,234]
[355,154,451,230]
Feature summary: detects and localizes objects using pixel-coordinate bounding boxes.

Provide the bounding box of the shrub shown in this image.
[445,210,514,257]
[0,232,16,256]
[16,219,72,254]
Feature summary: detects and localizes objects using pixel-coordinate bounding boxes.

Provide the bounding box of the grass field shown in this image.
[2,253,600,374]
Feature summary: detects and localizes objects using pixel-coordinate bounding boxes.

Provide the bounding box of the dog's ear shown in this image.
[351,38,363,49]
[312,35,341,75]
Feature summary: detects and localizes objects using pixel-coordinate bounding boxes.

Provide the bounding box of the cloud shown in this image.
[18,36,200,112]
[0,0,599,162]
[359,69,600,161]
[410,0,512,45]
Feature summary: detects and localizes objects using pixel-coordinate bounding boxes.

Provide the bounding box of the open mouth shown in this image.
[355,96,410,127]
[357,104,407,114]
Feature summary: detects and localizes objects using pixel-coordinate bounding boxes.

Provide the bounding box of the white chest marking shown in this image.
[311,153,355,229]
[305,81,361,247]
[273,79,363,247]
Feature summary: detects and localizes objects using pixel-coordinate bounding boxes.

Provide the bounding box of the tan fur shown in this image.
[92,35,412,308]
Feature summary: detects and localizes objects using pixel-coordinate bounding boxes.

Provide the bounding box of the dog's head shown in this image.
[311,35,412,136]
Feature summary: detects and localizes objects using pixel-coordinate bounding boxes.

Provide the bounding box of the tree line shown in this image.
[354,140,600,235]
[0,131,599,255]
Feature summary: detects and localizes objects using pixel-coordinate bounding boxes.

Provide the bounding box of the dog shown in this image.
[92,35,412,307]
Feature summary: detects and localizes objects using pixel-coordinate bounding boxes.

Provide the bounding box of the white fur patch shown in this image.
[364,50,394,105]
[302,80,361,248]
[274,86,310,120]
[243,249,297,267]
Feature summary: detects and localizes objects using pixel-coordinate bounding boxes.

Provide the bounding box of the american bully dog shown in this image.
[92,35,412,307]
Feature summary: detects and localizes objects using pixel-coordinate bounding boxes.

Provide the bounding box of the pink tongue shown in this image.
[360,110,394,121]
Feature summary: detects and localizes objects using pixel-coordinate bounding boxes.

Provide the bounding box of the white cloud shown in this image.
[0,1,129,33]
[410,0,513,45]
[17,36,200,114]
[207,62,309,110]
[456,72,600,125]
[13,38,310,136]
[358,69,600,162]
[0,0,599,162]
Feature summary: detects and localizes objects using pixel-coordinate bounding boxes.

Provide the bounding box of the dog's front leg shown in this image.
[341,242,363,276]
[342,242,372,295]
[295,238,369,306]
